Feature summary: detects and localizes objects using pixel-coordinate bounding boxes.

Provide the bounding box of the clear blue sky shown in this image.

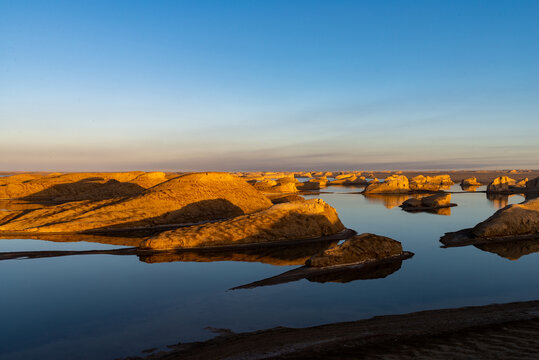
[1,0,538,171]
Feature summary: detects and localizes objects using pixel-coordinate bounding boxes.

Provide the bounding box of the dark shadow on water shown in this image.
[230,252,413,290]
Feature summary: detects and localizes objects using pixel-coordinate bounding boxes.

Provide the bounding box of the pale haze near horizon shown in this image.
[1,1,538,172]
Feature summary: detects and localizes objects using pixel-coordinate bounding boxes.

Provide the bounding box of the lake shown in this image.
[1,185,538,359]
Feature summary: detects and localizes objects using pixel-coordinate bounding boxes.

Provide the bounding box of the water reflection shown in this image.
[0,233,143,247]
[0,237,340,266]
[475,238,539,260]
[232,253,413,290]
[461,185,480,192]
[138,240,338,266]
[486,193,514,209]
[403,207,452,216]
[362,193,411,209]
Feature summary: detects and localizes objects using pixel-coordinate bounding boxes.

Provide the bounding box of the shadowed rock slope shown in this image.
[306,233,403,267]
[140,199,344,249]
[0,171,173,201]
[0,172,273,233]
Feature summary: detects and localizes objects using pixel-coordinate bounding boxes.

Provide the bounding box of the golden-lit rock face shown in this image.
[306,233,403,268]
[0,172,172,201]
[140,199,345,249]
[253,178,299,193]
[0,172,273,233]
[461,177,482,186]
[487,176,516,193]
[130,172,170,188]
[409,174,454,191]
[402,193,452,209]
[267,194,305,204]
[426,175,454,185]
[514,178,528,188]
[364,175,409,194]
[472,197,539,238]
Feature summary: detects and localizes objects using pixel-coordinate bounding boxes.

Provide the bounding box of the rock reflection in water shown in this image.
[231,253,412,290]
[475,238,539,260]
[138,240,338,266]
[461,185,480,192]
[405,207,452,216]
[486,193,514,209]
[305,260,403,283]
[363,194,411,209]
[0,232,144,247]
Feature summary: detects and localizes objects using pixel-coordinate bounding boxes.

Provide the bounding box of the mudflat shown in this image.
[131,300,539,360]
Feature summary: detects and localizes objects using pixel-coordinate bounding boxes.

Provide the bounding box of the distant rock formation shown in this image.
[297,177,328,190]
[486,176,516,193]
[461,177,482,186]
[306,233,403,267]
[0,172,273,233]
[267,194,305,204]
[140,199,345,249]
[409,174,454,191]
[400,194,456,212]
[0,171,171,201]
[363,175,409,194]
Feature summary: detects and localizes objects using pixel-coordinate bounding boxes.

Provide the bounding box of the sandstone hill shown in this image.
[140,199,345,249]
[0,172,272,233]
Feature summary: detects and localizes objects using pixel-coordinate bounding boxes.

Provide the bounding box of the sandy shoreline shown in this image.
[125,300,539,360]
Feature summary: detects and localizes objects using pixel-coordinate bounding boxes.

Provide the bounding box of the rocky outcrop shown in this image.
[441,197,539,246]
[526,177,539,193]
[0,172,273,233]
[514,178,528,188]
[297,181,321,190]
[487,176,516,193]
[472,198,539,238]
[426,175,454,185]
[328,175,368,186]
[363,175,409,194]
[409,174,454,191]
[253,179,278,190]
[140,199,345,249]
[267,194,305,204]
[461,177,482,186]
[297,177,328,190]
[400,194,455,211]
[270,182,299,193]
[306,233,403,267]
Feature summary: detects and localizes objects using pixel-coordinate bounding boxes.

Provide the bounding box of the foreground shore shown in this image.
[125,300,539,360]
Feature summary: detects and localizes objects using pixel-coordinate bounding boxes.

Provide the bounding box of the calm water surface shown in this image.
[1,186,538,359]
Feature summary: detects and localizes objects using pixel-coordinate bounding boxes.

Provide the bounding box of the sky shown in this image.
[1,0,538,171]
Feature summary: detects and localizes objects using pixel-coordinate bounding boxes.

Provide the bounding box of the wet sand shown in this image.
[128,300,539,360]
